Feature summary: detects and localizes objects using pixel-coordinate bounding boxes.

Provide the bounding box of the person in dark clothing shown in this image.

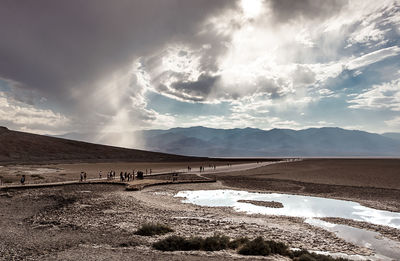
[20,175,25,184]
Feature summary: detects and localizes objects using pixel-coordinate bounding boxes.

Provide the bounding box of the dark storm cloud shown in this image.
[0,0,235,111]
[170,73,220,101]
[268,0,348,22]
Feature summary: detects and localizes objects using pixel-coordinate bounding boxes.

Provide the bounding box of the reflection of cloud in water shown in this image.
[175,189,400,260]
[175,189,400,229]
[306,219,400,261]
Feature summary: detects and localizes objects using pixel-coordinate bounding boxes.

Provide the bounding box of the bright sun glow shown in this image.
[241,0,262,18]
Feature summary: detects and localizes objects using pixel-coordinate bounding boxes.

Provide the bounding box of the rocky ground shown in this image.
[2,159,400,260]
[0,180,375,261]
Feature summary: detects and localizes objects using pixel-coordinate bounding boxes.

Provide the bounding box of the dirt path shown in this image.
[0,161,280,191]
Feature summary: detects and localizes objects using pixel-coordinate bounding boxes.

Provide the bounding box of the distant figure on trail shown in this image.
[83,172,87,181]
[187,166,191,172]
[80,172,84,182]
[20,175,25,185]
[120,172,123,181]
[150,169,152,174]
[99,171,102,179]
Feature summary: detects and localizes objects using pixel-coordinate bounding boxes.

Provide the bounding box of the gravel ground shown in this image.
[2,159,399,260]
[0,181,373,260]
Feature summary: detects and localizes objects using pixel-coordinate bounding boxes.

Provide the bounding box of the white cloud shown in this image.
[346,46,400,70]
[348,79,400,111]
[3,0,399,138]
[136,0,400,113]
[347,23,389,47]
[385,116,400,128]
[0,92,70,134]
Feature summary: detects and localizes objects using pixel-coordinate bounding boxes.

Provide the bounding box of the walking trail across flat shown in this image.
[0,160,284,191]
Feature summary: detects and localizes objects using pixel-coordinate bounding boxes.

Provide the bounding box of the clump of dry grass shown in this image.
[135,223,174,236]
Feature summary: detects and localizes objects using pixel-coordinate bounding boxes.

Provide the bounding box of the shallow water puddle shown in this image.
[175,189,400,260]
[306,219,400,260]
[175,189,400,229]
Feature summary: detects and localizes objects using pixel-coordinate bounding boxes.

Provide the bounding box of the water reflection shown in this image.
[306,219,400,260]
[175,189,400,260]
[175,190,400,229]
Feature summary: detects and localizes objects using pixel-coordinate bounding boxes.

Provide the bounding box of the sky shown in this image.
[0,0,400,147]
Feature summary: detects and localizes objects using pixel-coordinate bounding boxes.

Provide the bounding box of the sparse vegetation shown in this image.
[266,239,290,255]
[227,236,250,249]
[153,235,351,261]
[153,235,201,251]
[153,234,229,251]
[291,249,351,261]
[202,234,230,251]
[135,223,174,236]
[238,236,271,256]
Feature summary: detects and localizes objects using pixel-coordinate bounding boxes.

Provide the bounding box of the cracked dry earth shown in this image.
[0,182,372,261]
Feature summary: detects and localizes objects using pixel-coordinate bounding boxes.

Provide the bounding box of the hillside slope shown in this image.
[0,126,196,164]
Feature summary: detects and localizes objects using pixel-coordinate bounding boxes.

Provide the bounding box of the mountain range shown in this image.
[59,126,400,157]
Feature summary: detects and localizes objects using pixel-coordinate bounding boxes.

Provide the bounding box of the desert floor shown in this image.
[211,159,400,212]
[0,160,263,185]
[0,159,399,260]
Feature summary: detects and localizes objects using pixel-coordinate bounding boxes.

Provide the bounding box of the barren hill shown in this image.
[0,126,198,164]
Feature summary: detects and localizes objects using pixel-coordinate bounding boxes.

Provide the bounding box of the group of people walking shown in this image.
[80,169,148,182]
[80,163,221,182]
[97,170,138,181]
[199,164,216,172]
[119,171,135,182]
